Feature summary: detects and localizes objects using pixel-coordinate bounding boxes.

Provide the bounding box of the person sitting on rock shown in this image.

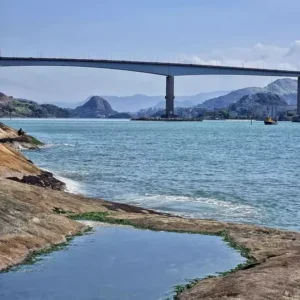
[17,128,25,136]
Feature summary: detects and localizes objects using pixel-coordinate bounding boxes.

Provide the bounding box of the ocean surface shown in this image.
[4,119,300,231]
[0,226,245,300]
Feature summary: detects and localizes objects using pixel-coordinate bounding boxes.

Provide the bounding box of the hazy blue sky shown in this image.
[1,0,300,104]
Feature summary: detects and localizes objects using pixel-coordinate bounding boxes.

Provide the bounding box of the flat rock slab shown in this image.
[0,179,300,299]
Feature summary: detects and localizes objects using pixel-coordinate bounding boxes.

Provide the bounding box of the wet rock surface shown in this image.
[7,171,66,191]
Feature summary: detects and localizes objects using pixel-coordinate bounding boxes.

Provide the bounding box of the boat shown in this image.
[264,104,278,125]
[264,116,278,125]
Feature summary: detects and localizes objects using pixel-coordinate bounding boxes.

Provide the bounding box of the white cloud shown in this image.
[285,40,300,57]
[179,41,300,70]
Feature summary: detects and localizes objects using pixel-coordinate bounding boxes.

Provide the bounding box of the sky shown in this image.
[1,0,300,104]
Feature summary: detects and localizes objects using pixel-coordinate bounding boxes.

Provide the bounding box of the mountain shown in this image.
[153,100,195,108]
[229,93,288,119]
[265,78,297,105]
[40,104,71,118]
[199,78,297,110]
[135,78,297,117]
[44,101,76,109]
[0,93,70,118]
[200,87,263,110]
[90,90,229,112]
[72,96,116,118]
[0,92,12,105]
[265,78,297,95]
[1,78,296,118]
[281,93,297,105]
[178,90,230,106]
[0,93,118,118]
[36,91,229,111]
[100,94,162,112]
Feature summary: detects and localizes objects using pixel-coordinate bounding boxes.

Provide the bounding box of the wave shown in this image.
[55,174,85,194]
[41,167,85,195]
[40,143,75,149]
[39,143,55,149]
[113,193,260,221]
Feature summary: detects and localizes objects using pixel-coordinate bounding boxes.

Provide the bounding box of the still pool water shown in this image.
[3,118,300,230]
[0,226,245,300]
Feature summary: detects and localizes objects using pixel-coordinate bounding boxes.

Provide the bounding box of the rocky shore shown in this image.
[0,123,299,299]
[0,122,43,150]
[0,122,65,190]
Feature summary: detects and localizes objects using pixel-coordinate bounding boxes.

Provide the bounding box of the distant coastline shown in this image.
[0,78,298,121]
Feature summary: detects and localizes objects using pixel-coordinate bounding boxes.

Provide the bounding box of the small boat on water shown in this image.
[264,104,278,125]
[264,117,278,125]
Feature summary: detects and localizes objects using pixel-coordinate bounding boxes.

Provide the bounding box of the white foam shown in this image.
[41,167,85,195]
[39,143,74,149]
[55,174,85,194]
[116,193,259,219]
[39,143,55,149]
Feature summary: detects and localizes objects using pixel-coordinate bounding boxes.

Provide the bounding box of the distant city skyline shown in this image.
[1,0,300,104]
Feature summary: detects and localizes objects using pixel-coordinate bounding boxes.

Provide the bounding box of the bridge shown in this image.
[1,56,300,117]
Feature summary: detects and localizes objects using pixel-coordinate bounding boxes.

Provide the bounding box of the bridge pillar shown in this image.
[164,75,175,118]
[298,77,300,116]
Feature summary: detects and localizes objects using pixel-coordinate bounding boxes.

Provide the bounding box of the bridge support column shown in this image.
[297,77,300,116]
[165,75,175,118]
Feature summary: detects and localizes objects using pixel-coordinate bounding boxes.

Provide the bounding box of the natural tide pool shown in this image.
[0,226,245,300]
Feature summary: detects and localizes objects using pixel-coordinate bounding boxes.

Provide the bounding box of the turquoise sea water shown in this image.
[3,119,300,230]
[0,226,245,300]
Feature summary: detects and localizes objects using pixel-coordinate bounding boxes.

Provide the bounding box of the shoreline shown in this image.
[1,180,300,300]
[1,123,300,299]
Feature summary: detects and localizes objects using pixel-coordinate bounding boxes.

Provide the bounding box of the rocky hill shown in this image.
[229,93,288,119]
[0,93,70,118]
[265,78,297,95]
[200,87,264,109]
[40,104,71,118]
[265,78,297,105]
[200,78,297,109]
[72,96,116,118]
[0,122,65,189]
[0,93,118,118]
[0,122,43,149]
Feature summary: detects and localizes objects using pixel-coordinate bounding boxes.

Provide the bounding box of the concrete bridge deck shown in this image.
[1,56,300,117]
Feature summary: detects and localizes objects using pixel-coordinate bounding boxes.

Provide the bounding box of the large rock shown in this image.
[0,122,43,150]
[0,143,40,178]
[8,171,65,191]
[72,96,116,118]
[0,123,65,191]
